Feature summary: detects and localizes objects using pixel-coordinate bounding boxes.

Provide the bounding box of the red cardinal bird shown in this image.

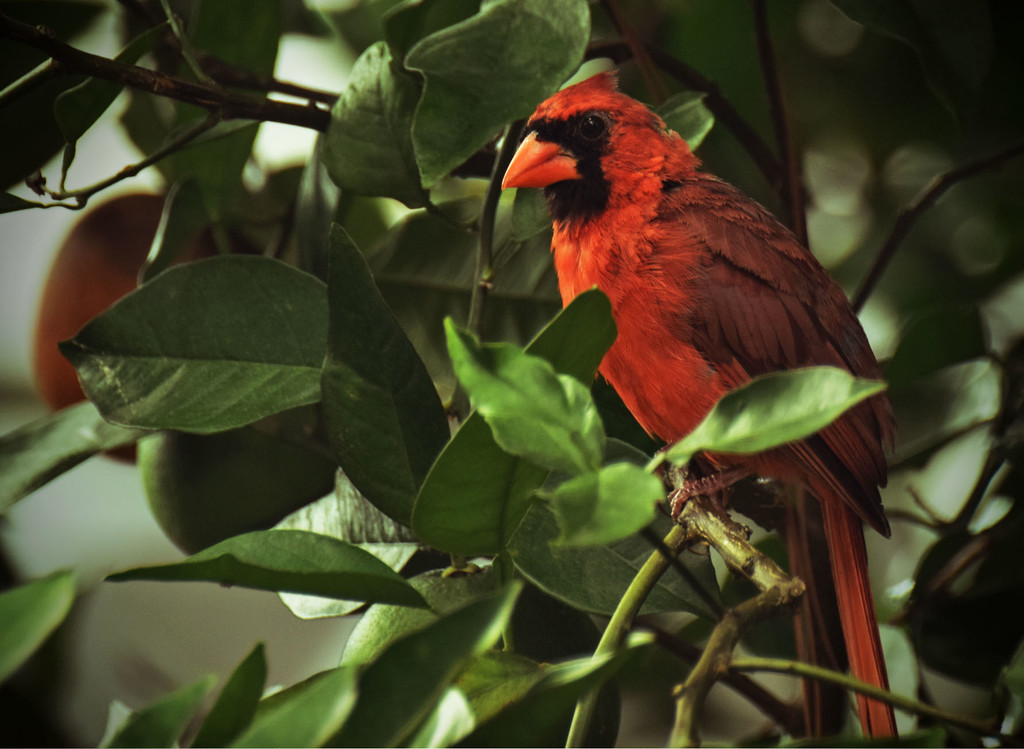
[502,72,896,738]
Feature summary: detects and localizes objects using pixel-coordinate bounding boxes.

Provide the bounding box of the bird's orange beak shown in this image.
[502,131,580,189]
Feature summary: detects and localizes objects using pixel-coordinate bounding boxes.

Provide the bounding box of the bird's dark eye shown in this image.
[578,114,607,140]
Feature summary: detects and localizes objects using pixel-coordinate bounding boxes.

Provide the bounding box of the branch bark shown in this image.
[0,10,331,131]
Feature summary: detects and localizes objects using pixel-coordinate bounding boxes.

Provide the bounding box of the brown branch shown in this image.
[646,624,804,736]
[749,0,807,244]
[668,494,807,746]
[0,10,331,131]
[852,139,1024,311]
[588,40,782,189]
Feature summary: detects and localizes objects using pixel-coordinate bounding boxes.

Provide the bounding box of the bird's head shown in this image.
[502,71,696,223]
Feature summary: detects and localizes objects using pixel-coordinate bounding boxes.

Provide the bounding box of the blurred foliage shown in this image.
[1,0,1023,746]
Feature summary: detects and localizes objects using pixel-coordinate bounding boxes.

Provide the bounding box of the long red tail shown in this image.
[821,497,897,737]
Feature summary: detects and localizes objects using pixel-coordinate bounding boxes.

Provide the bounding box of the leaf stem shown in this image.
[157,0,212,84]
[730,656,1010,742]
[566,524,689,747]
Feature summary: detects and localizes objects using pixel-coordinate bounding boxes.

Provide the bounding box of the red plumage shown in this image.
[503,72,897,737]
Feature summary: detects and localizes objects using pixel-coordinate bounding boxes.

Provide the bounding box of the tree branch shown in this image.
[0,10,331,131]
[588,40,782,189]
[852,139,1024,312]
[749,0,807,244]
[731,656,1013,743]
[668,494,806,747]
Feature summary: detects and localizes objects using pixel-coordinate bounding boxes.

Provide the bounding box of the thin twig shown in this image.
[852,139,1024,311]
[33,116,220,208]
[566,524,693,747]
[587,40,782,188]
[157,0,212,84]
[749,0,807,243]
[599,0,669,105]
[646,624,804,736]
[0,11,330,131]
[731,656,1012,743]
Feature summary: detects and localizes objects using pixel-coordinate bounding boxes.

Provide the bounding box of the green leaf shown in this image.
[886,303,987,387]
[998,639,1024,736]
[231,666,358,748]
[54,23,165,175]
[105,675,217,748]
[890,359,1000,465]
[510,504,720,619]
[368,197,560,388]
[139,179,210,283]
[445,320,605,476]
[192,643,267,748]
[412,289,616,555]
[162,0,280,208]
[0,401,141,513]
[664,367,886,466]
[295,136,341,282]
[341,568,499,667]
[405,0,591,185]
[106,530,428,608]
[0,570,75,683]
[542,462,664,547]
[333,584,520,747]
[383,0,480,67]
[404,687,476,748]
[830,0,991,120]
[321,225,449,525]
[274,472,418,619]
[59,256,328,433]
[656,90,715,151]
[455,650,546,725]
[323,42,427,207]
[463,630,652,747]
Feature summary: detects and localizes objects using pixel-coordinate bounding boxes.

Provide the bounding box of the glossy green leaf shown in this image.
[105,675,217,748]
[510,504,720,619]
[192,643,267,748]
[412,290,616,555]
[0,401,141,513]
[231,666,358,748]
[368,198,560,389]
[323,42,426,207]
[0,570,75,683]
[333,585,520,747]
[274,471,418,619]
[456,650,546,723]
[999,639,1024,736]
[59,256,328,433]
[445,320,605,475]
[405,0,591,185]
[404,687,475,748]
[542,462,664,547]
[383,0,480,67]
[464,630,652,747]
[342,568,499,667]
[321,225,449,525]
[106,530,428,608]
[656,90,715,151]
[663,367,886,467]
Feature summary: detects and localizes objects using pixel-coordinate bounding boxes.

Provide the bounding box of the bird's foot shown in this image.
[668,467,750,520]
